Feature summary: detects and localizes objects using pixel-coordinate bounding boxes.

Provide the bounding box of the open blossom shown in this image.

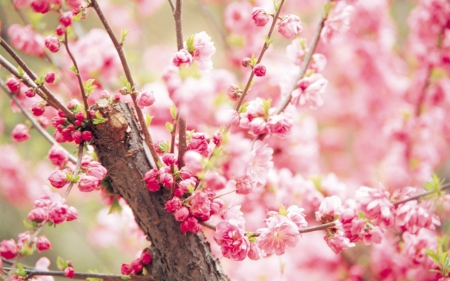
[291,73,328,109]
[321,2,354,43]
[172,49,193,67]
[356,183,394,227]
[257,214,300,255]
[277,14,303,39]
[214,219,250,261]
[395,201,441,234]
[12,124,30,142]
[189,191,211,221]
[267,112,293,138]
[78,175,100,192]
[325,232,355,254]
[8,24,45,57]
[315,196,342,222]
[190,31,216,72]
[287,205,308,229]
[246,140,273,186]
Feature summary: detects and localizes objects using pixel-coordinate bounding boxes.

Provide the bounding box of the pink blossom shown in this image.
[210,198,224,215]
[159,167,174,188]
[6,77,20,92]
[59,11,73,27]
[277,14,303,40]
[267,112,293,138]
[252,7,270,27]
[187,132,209,157]
[143,168,160,192]
[140,251,152,264]
[27,207,48,222]
[48,169,69,189]
[165,197,182,213]
[183,150,204,175]
[12,123,30,143]
[395,201,441,234]
[235,177,253,195]
[45,35,60,53]
[291,73,328,109]
[204,171,226,190]
[356,183,394,228]
[214,220,250,261]
[78,175,100,192]
[246,140,273,186]
[0,239,18,259]
[8,24,45,57]
[86,162,107,180]
[174,206,190,221]
[31,0,51,13]
[66,206,78,221]
[287,205,308,229]
[180,216,201,233]
[190,31,216,72]
[257,214,300,255]
[36,235,51,252]
[247,243,264,260]
[253,64,266,77]
[189,191,211,221]
[44,72,55,83]
[362,226,384,245]
[121,263,132,275]
[322,2,354,43]
[66,0,82,9]
[32,102,46,116]
[315,195,342,222]
[162,153,177,166]
[81,131,92,141]
[325,232,355,254]
[34,257,54,281]
[48,202,68,224]
[64,267,75,278]
[227,84,241,101]
[136,90,155,108]
[172,49,193,67]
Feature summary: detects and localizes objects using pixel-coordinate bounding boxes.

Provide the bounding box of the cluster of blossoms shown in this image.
[121,249,152,276]
[214,205,307,261]
[172,31,216,72]
[315,183,441,254]
[51,100,93,144]
[238,97,293,138]
[0,233,51,260]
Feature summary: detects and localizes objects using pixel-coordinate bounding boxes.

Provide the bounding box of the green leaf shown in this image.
[108,195,123,214]
[23,219,34,230]
[278,204,288,216]
[186,35,196,53]
[56,256,68,270]
[425,249,440,265]
[188,184,195,194]
[14,264,27,277]
[73,11,83,22]
[121,77,132,92]
[158,141,169,153]
[145,113,154,127]
[121,276,131,280]
[17,66,25,78]
[238,103,248,114]
[169,105,177,120]
[83,79,97,96]
[34,76,45,86]
[69,65,78,74]
[264,35,274,47]
[166,122,174,133]
[250,53,258,67]
[120,28,129,44]
[262,98,272,118]
[324,2,335,17]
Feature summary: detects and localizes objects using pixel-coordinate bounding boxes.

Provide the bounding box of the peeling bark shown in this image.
[89,102,228,281]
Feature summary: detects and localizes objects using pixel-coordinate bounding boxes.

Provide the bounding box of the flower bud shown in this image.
[162,153,177,166]
[56,25,65,36]
[140,251,152,265]
[36,236,51,252]
[131,258,143,274]
[25,88,35,98]
[45,35,60,53]
[64,266,75,279]
[252,7,270,27]
[174,206,190,222]
[81,131,92,141]
[66,206,79,221]
[121,263,132,275]
[12,123,30,142]
[31,102,46,116]
[27,207,48,223]
[59,11,73,27]
[48,170,69,189]
[172,49,193,67]
[241,57,252,67]
[253,64,266,77]
[227,84,241,101]
[78,175,100,192]
[136,90,155,108]
[48,144,68,167]
[278,14,303,39]
[0,239,18,259]
[165,197,182,213]
[45,72,55,83]
[6,77,20,92]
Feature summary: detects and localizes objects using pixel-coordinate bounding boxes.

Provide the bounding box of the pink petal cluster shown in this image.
[12,123,30,143]
[191,31,216,72]
[315,195,342,222]
[321,2,354,43]
[245,140,273,187]
[395,201,441,234]
[277,14,303,40]
[187,132,210,157]
[356,183,394,227]
[252,7,270,27]
[0,239,18,259]
[7,24,45,57]
[172,49,193,67]
[136,90,155,108]
[291,73,328,109]
[256,214,300,256]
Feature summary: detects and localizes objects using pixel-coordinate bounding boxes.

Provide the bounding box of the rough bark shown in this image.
[89,102,228,281]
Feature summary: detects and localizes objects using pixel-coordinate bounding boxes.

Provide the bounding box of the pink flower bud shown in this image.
[86,162,107,180]
[66,206,78,221]
[130,258,143,274]
[48,144,68,167]
[78,175,100,192]
[12,123,30,142]
[136,90,155,108]
[140,251,152,265]
[252,7,270,27]
[36,236,51,252]
[31,102,46,116]
[278,14,303,40]
[56,25,65,36]
[0,239,18,259]
[6,77,20,92]
[54,130,67,143]
[121,263,132,275]
[165,197,182,213]
[66,0,82,9]
[180,216,201,233]
[45,72,55,83]
[48,170,69,189]
[45,35,60,53]
[241,57,251,67]
[75,112,85,121]
[64,267,75,279]
[253,64,266,77]
[81,131,92,141]
[72,130,82,144]
[66,99,80,109]
[159,167,174,188]
[31,0,50,14]
[174,206,190,222]
[143,168,160,192]
[162,153,177,166]
[172,49,193,67]
[27,207,48,223]
[227,84,241,101]
[59,11,73,27]
[25,88,35,98]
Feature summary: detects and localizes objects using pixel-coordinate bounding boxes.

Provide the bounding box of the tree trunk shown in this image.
[89,102,228,281]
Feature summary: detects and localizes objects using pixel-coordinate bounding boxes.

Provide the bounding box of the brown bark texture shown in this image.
[89,102,229,281]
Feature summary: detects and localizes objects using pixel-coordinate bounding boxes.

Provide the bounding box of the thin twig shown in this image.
[0,38,75,120]
[393,183,450,206]
[234,0,286,112]
[0,79,77,163]
[89,0,161,168]
[63,32,90,117]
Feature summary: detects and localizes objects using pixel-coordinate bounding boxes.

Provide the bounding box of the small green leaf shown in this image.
[250,53,258,67]
[169,105,177,120]
[17,66,25,78]
[56,256,68,270]
[186,35,196,53]
[120,28,129,44]
[23,219,34,230]
[34,76,45,86]
[73,11,83,22]
[93,111,107,125]
[145,113,154,127]
[262,98,272,118]
[264,35,273,47]
[83,79,97,96]
[425,249,440,265]
[121,77,132,92]
[15,264,27,277]
[158,141,169,153]
[166,122,174,133]
[238,103,248,114]
[188,184,195,194]
[121,276,131,280]
[69,65,78,74]
[278,204,288,216]
[108,195,123,214]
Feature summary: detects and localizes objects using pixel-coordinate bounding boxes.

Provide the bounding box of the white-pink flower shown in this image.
[256,214,300,255]
[246,140,273,186]
[267,112,293,138]
[291,73,328,109]
[214,220,250,261]
[287,205,308,229]
[172,49,193,67]
[356,183,394,228]
[136,90,155,108]
[190,31,216,72]
[315,195,342,222]
[277,14,303,40]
